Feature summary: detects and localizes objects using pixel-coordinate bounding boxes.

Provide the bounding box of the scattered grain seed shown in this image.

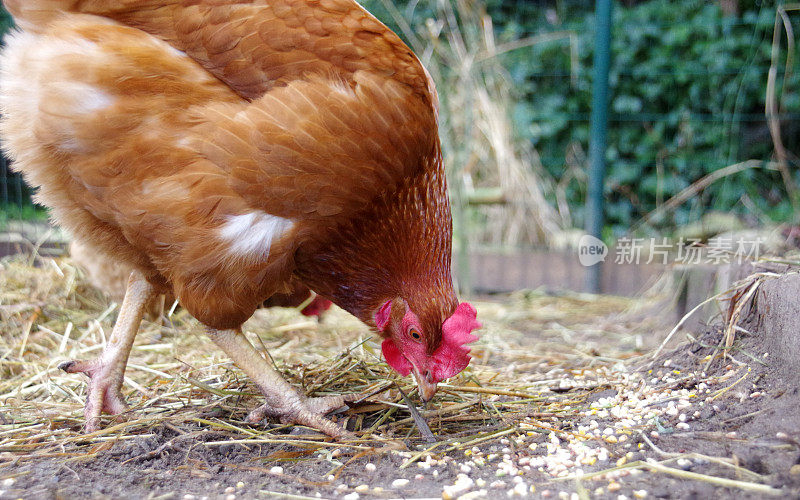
[391,479,409,488]
[354,485,369,493]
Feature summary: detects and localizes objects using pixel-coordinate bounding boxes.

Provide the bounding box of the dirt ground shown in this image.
[1,259,799,499]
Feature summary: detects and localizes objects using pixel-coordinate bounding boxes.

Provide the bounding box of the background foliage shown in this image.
[362,0,799,237]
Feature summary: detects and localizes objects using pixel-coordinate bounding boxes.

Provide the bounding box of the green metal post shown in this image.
[585,0,613,294]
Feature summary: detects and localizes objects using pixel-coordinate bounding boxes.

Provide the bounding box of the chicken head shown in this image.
[376,300,480,401]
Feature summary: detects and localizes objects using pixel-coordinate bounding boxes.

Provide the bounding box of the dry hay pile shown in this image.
[0,254,794,499]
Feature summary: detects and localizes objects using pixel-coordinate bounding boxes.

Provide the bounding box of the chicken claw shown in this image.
[207,329,356,438]
[59,358,129,431]
[246,393,358,438]
[59,271,154,432]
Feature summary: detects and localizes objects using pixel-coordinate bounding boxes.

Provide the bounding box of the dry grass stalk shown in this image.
[766,4,800,214]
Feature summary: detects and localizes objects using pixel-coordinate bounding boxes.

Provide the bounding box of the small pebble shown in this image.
[607,482,621,492]
[509,482,527,496]
[270,466,284,475]
[458,492,488,500]
[225,495,235,500]
[2,478,15,487]
[391,478,410,488]
[790,464,800,476]
[365,463,376,473]
[342,493,359,500]
[633,490,648,499]
[224,487,235,494]
[183,496,195,500]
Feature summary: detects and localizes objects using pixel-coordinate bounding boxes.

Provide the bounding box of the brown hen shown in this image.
[0,0,480,437]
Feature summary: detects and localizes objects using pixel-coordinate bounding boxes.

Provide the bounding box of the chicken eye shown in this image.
[409,328,422,342]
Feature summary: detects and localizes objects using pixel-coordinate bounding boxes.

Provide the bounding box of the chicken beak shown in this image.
[412,365,438,402]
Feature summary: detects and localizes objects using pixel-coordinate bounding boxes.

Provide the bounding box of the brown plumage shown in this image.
[0,0,480,437]
[71,239,332,318]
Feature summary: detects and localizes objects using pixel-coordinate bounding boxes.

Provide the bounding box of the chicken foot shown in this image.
[59,270,155,432]
[207,329,355,438]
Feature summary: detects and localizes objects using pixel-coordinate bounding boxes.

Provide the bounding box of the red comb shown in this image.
[431,302,481,381]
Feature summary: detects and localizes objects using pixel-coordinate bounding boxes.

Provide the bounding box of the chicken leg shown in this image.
[59,270,154,432]
[207,329,354,438]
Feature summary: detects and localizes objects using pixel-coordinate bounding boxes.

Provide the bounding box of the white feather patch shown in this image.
[219,211,293,258]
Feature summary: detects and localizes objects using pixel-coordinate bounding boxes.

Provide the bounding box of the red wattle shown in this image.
[381,338,412,376]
